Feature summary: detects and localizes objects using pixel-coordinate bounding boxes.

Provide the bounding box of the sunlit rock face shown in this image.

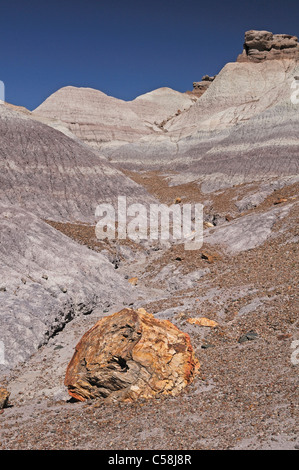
[65,308,199,402]
[237,30,299,62]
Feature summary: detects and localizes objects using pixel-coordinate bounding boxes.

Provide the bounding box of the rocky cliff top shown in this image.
[237,29,299,62]
[188,75,216,97]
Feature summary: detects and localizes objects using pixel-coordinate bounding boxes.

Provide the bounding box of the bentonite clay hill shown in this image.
[32,30,299,195]
[0,205,134,371]
[33,86,197,150]
[0,103,156,222]
[0,30,298,450]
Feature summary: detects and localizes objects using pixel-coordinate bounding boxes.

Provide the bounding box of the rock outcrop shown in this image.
[187,317,218,327]
[65,308,199,402]
[0,388,10,409]
[237,30,299,62]
[189,75,216,97]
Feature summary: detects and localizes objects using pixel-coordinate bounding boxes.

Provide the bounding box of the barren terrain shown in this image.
[0,176,298,450]
[0,29,298,451]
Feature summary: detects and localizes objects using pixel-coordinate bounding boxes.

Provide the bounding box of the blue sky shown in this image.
[1,0,298,110]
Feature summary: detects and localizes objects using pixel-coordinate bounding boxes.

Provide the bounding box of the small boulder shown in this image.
[65,308,199,402]
[204,222,214,228]
[238,330,259,343]
[201,251,220,264]
[0,388,10,409]
[187,317,218,328]
[128,277,138,286]
[274,198,288,205]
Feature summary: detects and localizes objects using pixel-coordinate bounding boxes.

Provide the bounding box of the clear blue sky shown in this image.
[1,0,298,110]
